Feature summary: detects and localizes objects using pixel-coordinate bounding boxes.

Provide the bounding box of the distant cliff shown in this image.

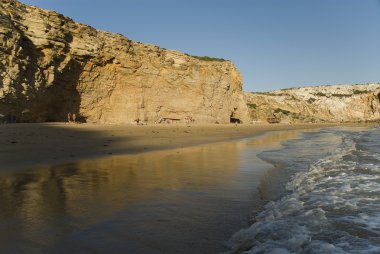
[0,0,249,124]
[245,83,380,123]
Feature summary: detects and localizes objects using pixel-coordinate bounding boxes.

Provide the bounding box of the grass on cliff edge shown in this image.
[247,103,257,109]
[185,53,227,62]
[274,108,291,115]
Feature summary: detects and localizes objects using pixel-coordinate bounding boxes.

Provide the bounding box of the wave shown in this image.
[226,128,380,254]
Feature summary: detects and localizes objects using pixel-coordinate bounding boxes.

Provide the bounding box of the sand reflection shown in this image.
[0,142,243,253]
[246,129,302,148]
[0,129,315,253]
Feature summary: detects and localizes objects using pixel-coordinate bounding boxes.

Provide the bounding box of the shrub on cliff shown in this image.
[274,108,290,115]
[353,90,370,95]
[185,53,227,62]
[247,103,257,109]
[332,94,352,98]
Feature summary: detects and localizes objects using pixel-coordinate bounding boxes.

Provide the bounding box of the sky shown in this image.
[19,0,380,92]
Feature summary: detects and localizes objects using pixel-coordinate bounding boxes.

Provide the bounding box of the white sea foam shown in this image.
[226,129,380,254]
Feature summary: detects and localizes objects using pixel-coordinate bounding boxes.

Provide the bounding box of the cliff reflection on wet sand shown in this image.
[0,141,246,253]
[0,129,316,254]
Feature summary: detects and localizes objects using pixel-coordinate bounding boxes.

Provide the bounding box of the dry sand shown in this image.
[0,123,338,171]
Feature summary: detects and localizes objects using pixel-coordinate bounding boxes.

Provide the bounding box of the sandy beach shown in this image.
[1,123,375,253]
[0,123,334,253]
[0,122,338,171]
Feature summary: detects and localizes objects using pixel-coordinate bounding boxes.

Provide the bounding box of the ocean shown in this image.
[227,127,380,254]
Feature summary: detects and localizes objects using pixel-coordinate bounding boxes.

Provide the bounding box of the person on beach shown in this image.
[72,113,76,123]
[67,112,71,123]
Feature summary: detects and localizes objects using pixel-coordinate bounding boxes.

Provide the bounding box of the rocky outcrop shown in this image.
[0,0,249,124]
[245,83,380,123]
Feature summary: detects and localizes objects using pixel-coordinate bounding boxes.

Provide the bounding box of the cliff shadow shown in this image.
[0,123,136,172]
[1,28,85,123]
[42,57,84,123]
[26,31,86,123]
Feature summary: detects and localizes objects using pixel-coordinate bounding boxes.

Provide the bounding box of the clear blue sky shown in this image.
[19,0,380,92]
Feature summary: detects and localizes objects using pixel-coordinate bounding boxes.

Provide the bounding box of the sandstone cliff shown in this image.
[245,83,380,123]
[0,0,249,124]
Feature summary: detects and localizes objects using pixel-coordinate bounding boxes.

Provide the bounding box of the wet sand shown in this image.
[0,128,316,254]
[0,123,337,171]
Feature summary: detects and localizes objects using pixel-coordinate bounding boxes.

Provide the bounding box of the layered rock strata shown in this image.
[245,83,380,123]
[0,0,249,124]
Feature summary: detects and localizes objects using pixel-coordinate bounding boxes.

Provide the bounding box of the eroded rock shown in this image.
[245,84,380,123]
[0,0,249,124]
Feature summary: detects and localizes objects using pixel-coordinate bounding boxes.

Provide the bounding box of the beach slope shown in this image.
[0,123,337,171]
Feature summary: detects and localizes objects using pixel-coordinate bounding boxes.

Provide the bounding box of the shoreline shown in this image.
[0,126,318,253]
[0,123,375,253]
[0,122,347,171]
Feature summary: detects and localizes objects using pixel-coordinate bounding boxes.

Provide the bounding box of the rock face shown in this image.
[245,83,380,123]
[0,0,249,124]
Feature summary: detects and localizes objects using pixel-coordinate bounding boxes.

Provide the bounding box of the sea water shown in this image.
[227,127,380,254]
